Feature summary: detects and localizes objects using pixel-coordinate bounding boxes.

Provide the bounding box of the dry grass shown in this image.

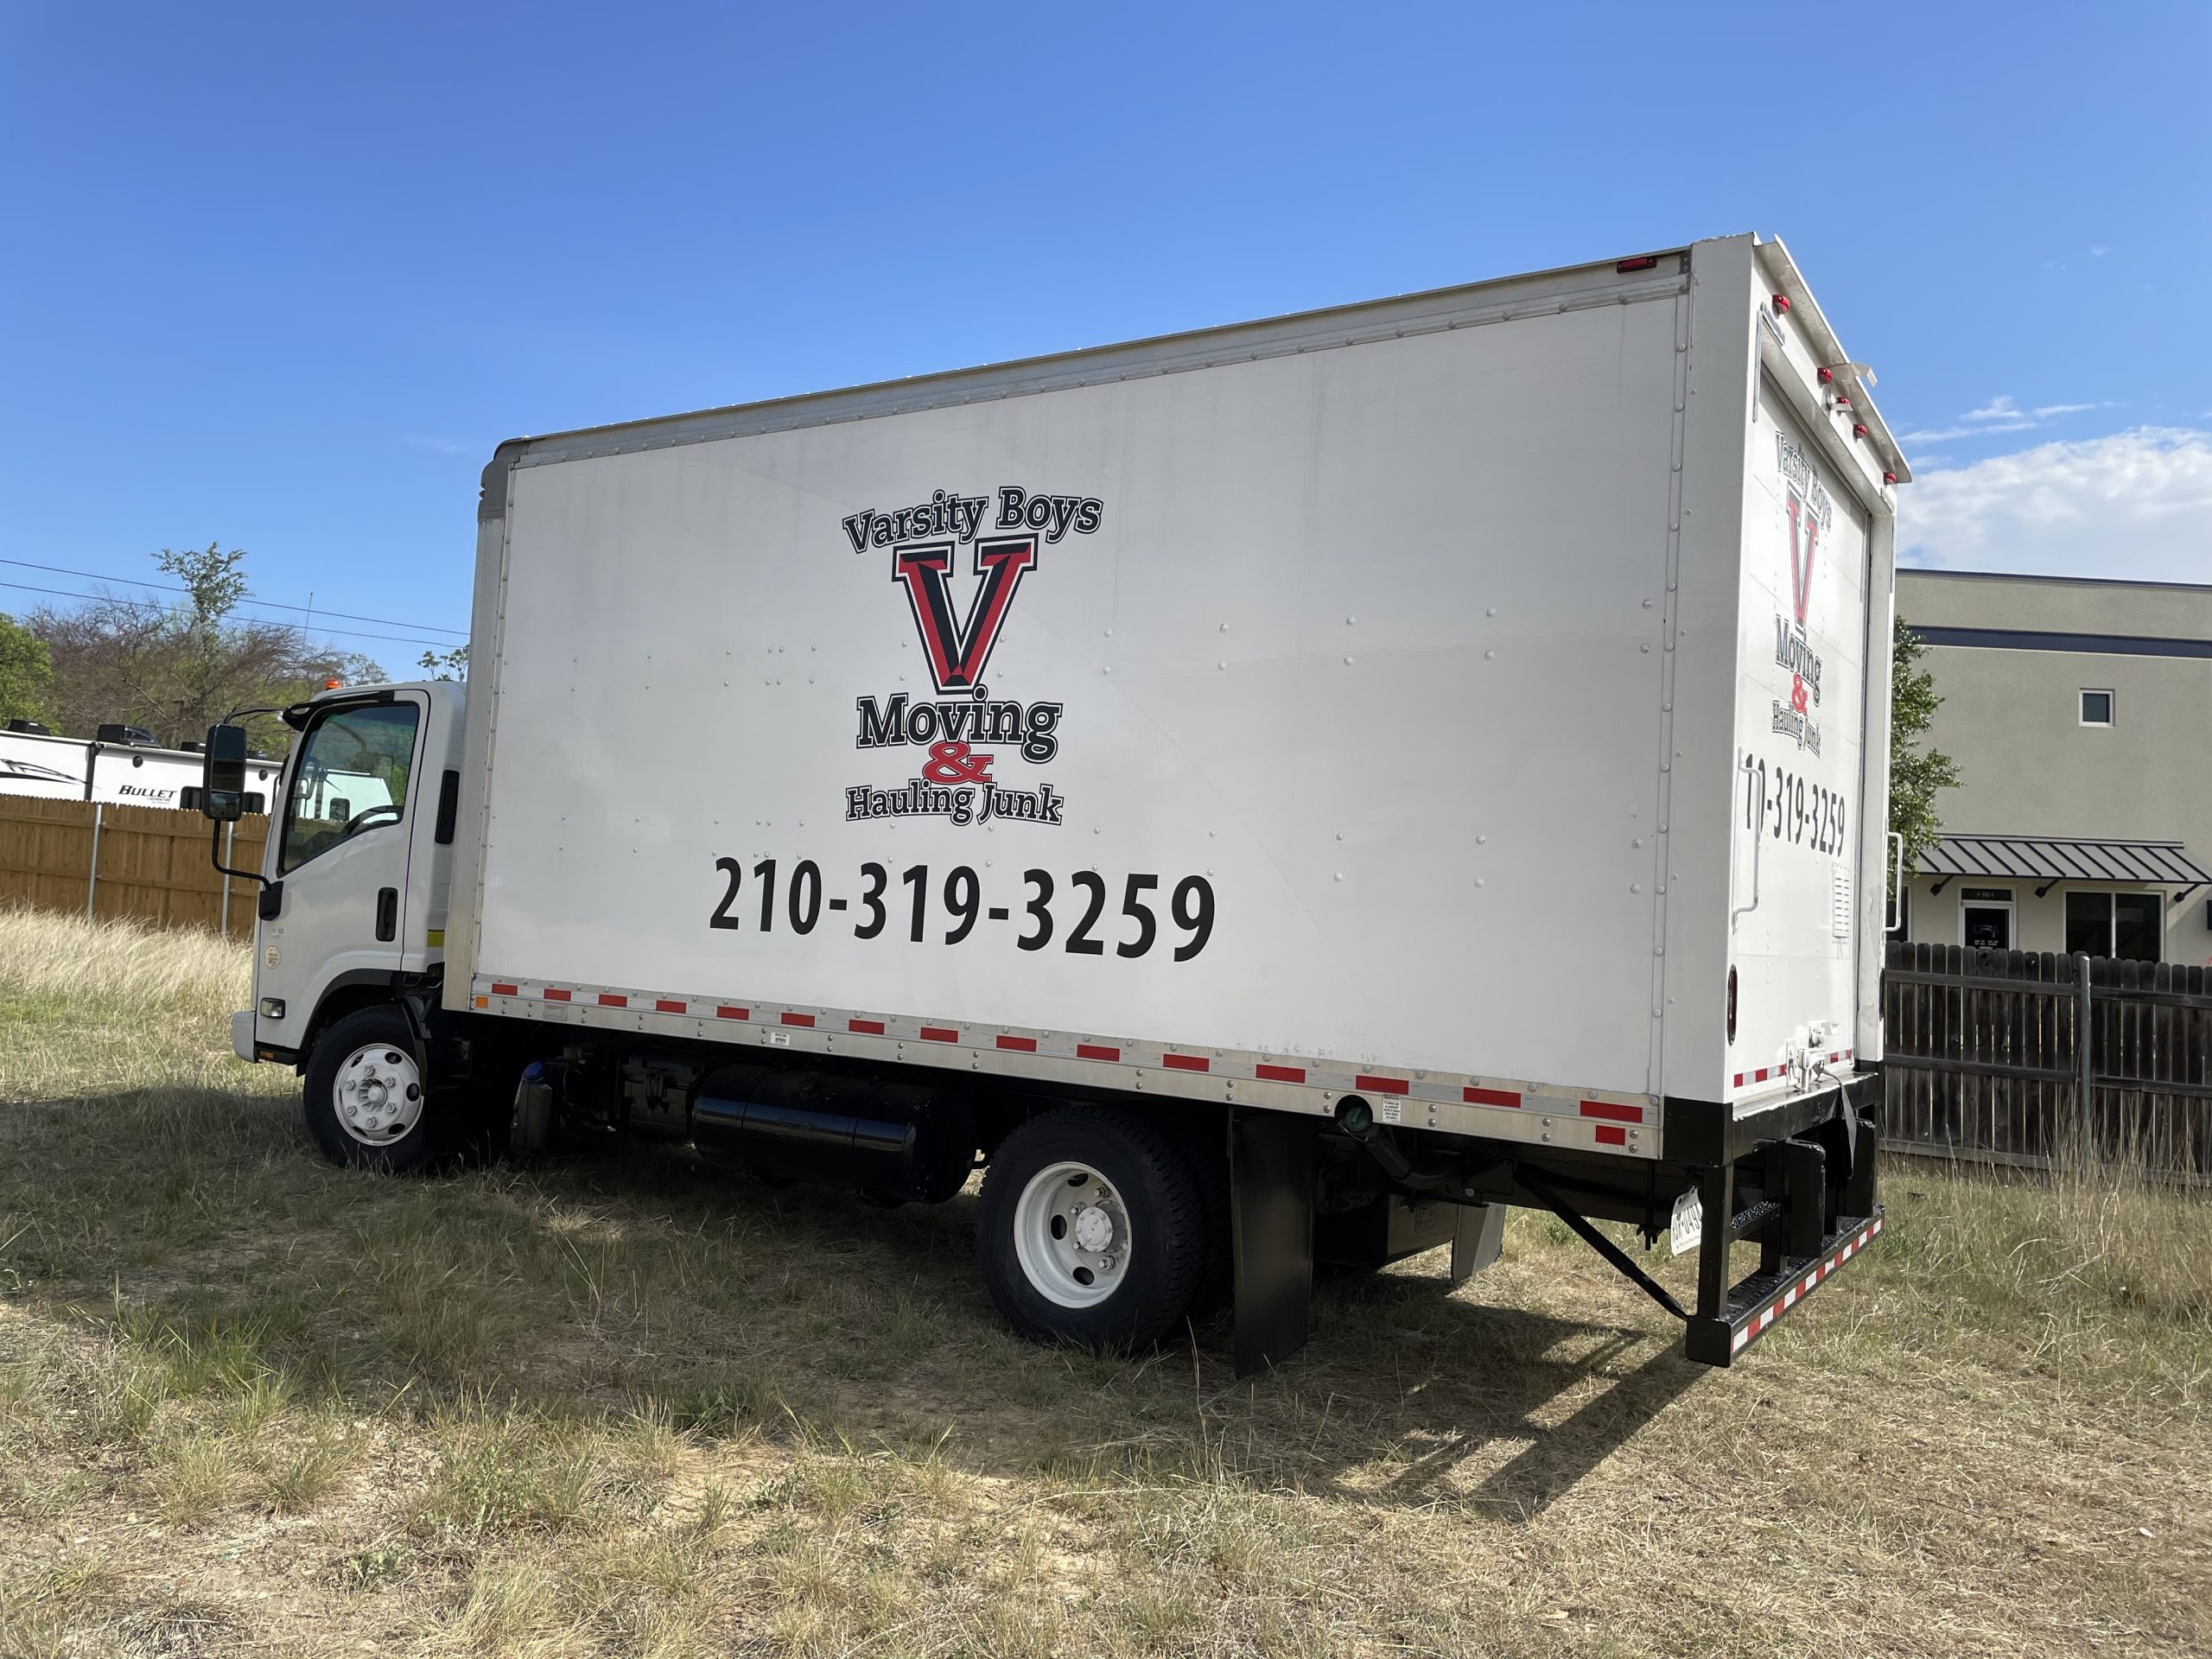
[0,907,2207,1656]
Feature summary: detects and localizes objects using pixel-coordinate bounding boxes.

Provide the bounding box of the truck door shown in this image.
[1726,381,1872,1094]
[254,695,425,1052]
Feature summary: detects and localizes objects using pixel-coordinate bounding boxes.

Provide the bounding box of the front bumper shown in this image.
[230,1009,256,1064]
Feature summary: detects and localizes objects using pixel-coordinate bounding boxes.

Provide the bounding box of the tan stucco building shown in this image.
[1897,569,2212,965]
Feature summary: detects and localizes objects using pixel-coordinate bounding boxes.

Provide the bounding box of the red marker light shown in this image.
[1883,471,1898,485]
[1617,255,1661,273]
[1771,293,1790,315]
[324,678,343,690]
[1817,366,1834,385]
[1853,423,1869,439]
[1833,394,1851,410]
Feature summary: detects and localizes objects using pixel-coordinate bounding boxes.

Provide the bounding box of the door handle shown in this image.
[375,887,397,943]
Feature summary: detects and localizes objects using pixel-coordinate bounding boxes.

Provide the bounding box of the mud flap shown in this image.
[1230,1109,1314,1377]
[1450,1201,1507,1284]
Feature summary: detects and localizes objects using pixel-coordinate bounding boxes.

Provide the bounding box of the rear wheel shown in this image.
[976,1106,1206,1352]
[302,1006,436,1172]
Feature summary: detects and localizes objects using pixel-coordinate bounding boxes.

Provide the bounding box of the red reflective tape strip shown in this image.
[1828,1051,1842,1063]
[598,993,627,1007]
[1593,1124,1627,1147]
[995,1034,1037,1052]
[655,999,686,1014]
[1077,1043,1120,1062]
[1256,1064,1305,1084]
[849,1018,885,1035]
[543,988,571,1002]
[1732,1073,1745,1087]
[920,1026,957,1044]
[491,982,519,997]
[1755,1067,1770,1081]
[780,1012,815,1028]
[1579,1099,1641,1124]
[1162,1053,1209,1072]
[716,1006,748,1020]
[1464,1086,1521,1108]
[1354,1073,1408,1096]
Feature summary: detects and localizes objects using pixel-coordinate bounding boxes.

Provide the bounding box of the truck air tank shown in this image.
[690,1065,976,1206]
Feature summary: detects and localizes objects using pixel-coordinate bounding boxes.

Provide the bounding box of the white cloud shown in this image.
[1898,396,2119,453]
[1899,419,2040,443]
[1900,427,2212,582]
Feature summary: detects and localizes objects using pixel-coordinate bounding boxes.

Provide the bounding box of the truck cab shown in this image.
[232,682,467,1107]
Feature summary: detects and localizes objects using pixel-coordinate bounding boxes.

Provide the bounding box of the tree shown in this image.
[29,544,386,753]
[1890,613,1961,881]
[0,610,54,726]
[416,644,468,681]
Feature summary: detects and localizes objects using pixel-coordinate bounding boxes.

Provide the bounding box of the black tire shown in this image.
[975,1105,1206,1353]
[302,1006,437,1173]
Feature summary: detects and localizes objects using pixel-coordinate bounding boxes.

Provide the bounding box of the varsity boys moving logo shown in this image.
[893,539,1038,695]
[841,486,1103,829]
[1771,435,1831,755]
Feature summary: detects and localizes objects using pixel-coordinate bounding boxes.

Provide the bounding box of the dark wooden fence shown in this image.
[1881,940,2211,1179]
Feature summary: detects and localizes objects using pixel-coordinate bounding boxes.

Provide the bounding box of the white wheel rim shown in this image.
[334,1042,424,1147]
[1012,1160,1133,1308]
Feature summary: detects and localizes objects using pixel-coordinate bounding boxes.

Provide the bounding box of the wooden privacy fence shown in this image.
[0,795,268,940]
[1881,940,2211,1179]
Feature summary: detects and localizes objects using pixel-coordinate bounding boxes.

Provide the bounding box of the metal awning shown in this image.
[1919,834,2212,895]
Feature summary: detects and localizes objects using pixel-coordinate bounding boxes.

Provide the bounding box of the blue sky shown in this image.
[4,2,2207,672]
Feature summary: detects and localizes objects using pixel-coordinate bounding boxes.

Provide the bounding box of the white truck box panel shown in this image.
[1724,377,1873,1093]
[455,238,1899,1125]
[476,298,1684,1098]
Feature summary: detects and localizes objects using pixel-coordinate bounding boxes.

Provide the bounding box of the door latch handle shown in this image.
[375,887,397,943]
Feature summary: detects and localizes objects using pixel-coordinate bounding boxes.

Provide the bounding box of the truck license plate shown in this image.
[1670,1189,1703,1257]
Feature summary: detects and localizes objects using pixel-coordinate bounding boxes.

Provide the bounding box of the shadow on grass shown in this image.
[0,1080,1699,1519]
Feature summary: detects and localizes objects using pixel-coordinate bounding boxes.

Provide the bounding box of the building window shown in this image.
[2063,890,2162,961]
[2080,689,2114,726]
[2115,893,2161,961]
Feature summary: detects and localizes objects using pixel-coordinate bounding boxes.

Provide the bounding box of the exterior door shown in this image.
[1960,886,2013,950]
[252,696,427,1053]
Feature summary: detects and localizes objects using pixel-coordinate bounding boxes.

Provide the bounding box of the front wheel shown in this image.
[302,1006,436,1172]
[975,1106,1207,1353]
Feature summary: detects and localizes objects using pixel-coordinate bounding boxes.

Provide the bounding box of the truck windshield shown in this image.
[278,702,419,874]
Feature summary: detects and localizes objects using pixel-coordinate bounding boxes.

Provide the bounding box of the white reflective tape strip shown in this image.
[470,972,1663,1154]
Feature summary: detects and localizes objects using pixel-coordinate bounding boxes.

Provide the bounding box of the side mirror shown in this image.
[196,724,252,822]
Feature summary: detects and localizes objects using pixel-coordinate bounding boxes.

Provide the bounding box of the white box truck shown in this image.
[198,233,1902,1372]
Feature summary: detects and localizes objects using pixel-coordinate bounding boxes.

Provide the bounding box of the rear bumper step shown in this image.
[1684,1208,1885,1365]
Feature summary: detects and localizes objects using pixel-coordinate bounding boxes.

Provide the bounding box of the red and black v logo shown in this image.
[893,536,1039,694]
[1784,492,1818,626]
